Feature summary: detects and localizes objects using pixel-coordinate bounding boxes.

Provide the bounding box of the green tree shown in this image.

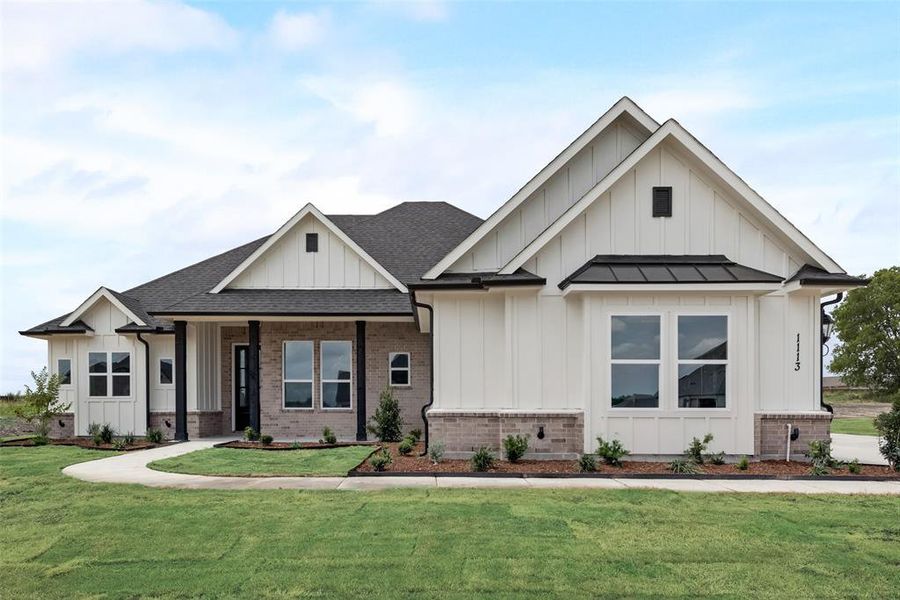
[16,367,70,442]
[830,267,900,394]
[366,387,403,442]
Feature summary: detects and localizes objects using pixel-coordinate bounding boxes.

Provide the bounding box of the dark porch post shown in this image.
[356,320,367,441]
[247,320,261,433]
[174,320,188,441]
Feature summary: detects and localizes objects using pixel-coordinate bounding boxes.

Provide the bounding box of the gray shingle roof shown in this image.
[160,289,412,316]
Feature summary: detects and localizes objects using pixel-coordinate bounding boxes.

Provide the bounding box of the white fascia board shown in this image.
[60,287,146,327]
[560,283,783,297]
[210,203,407,293]
[500,120,844,275]
[421,97,660,280]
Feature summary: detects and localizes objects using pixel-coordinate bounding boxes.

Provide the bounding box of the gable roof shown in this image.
[498,119,844,275]
[422,96,659,279]
[60,287,148,327]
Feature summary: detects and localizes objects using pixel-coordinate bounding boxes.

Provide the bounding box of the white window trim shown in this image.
[57,357,73,387]
[320,340,352,411]
[674,313,730,411]
[388,352,411,387]
[159,357,174,387]
[282,341,314,411]
[87,351,132,399]
[609,313,663,411]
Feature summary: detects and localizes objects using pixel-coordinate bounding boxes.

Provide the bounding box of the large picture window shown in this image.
[610,315,660,408]
[321,341,351,409]
[88,352,130,397]
[677,316,728,408]
[283,341,313,409]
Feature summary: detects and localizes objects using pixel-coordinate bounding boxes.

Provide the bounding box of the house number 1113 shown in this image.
[794,333,801,371]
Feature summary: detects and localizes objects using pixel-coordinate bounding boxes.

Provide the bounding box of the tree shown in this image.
[366,387,403,442]
[16,367,70,442]
[830,267,900,394]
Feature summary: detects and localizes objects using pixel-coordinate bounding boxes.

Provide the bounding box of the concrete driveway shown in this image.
[831,433,888,465]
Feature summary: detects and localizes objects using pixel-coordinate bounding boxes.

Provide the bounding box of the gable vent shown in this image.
[305,233,319,252]
[652,186,672,218]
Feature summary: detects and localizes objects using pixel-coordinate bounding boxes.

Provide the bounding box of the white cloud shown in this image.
[268,10,329,51]
[369,0,449,22]
[303,77,422,137]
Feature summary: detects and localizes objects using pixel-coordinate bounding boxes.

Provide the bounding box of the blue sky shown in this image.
[1,1,899,391]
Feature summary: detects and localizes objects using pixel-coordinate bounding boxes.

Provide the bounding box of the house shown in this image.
[21,97,868,459]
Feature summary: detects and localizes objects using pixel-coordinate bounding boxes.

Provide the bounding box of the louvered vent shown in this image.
[652,186,672,217]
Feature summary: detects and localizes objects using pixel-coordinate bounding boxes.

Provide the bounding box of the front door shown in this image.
[234,345,250,431]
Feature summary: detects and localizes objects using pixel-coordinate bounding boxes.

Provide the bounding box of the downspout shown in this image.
[820,293,843,414]
[136,332,151,433]
[411,294,434,456]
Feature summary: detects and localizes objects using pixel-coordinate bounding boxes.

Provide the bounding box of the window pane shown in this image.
[58,359,71,385]
[390,353,409,369]
[322,342,351,381]
[284,342,313,380]
[284,382,313,408]
[89,375,107,397]
[611,316,660,360]
[678,364,726,408]
[112,375,130,397]
[611,364,659,408]
[322,382,351,408]
[160,359,173,385]
[391,369,409,386]
[89,352,107,373]
[678,316,727,360]
[112,352,130,373]
[238,388,247,408]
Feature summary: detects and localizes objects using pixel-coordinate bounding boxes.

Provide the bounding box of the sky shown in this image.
[1,1,899,391]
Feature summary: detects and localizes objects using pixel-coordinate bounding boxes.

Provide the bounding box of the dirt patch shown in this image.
[216,440,378,451]
[0,438,160,451]
[0,416,34,438]
[832,403,891,419]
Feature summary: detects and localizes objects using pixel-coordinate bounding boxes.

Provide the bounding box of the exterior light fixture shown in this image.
[821,312,835,344]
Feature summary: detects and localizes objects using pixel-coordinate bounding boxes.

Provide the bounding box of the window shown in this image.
[283,341,313,409]
[88,352,130,397]
[57,358,71,385]
[677,316,727,408]
[610,315,660,408]
[159,358,173,385]
[389,352,410,386]
[321,341,351,409]
[306,233,318,252]
[652,186,672,217]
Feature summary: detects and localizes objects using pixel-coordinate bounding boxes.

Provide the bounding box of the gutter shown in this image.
[820,293,843,414]
[410,292,434,456]
[136,332,151,433]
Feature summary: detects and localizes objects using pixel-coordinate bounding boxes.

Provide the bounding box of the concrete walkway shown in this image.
[60,441,900,494]
[831,433,888,465]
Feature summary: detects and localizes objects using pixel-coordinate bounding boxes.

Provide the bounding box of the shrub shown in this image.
[502,434,529,463]
[112,438,128,451]
[99,423,115,444]
[409,428,423,442]
[848,459,862,475]
[874,397,900,471]
[471,447,495,472]
[685,433,714,464]
[706,451,726,465]
[736,455,749,471]
[122,432,135,446]
[428,441,445,465]
[243,426,259,442]
[322,427,337,445]
[596,436,629,467]
[260,434,273,446]
[290,441,302,450]
[369,448,392,472]
[398,437,414,455]
[366,388,403,442]
[669,458,700,474]
[16,367,70,440]
[806,439,837,476]
[145,428,164,444]
[32,434,49,446]
[88,422,103,446]
[578,453,597,473]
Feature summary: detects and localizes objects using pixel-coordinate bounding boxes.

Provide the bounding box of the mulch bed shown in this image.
[352,442,900,479]
[215,440,379,451]
[0,437,160,451]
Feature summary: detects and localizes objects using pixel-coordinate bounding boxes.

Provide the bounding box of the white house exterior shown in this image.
[23,98,866,459]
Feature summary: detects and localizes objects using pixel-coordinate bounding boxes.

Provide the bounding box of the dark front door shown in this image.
[234,345,250,431]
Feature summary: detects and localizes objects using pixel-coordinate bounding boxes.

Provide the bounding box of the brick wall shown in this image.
[754,412,832,460]
[149,411,223,440]
[49,413,74,438]
[428,410,584,459]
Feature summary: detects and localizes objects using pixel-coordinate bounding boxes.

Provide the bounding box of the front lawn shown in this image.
[1,446,899,598]
[148,445,374,477]
[824,388,898,405]
[831,417,879,436]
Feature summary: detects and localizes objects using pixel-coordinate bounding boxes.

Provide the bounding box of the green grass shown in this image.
[0,398,25,418]
[2,447,899,599]
[148,445,375,477]
[824,389,898,404]
[831,417,879,436]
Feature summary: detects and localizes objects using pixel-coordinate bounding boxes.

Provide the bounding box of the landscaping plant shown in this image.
[99,423,116,444]
[428,441,445,465]
[369,448,392,472]
[685,433,714,464]
[16,367,69,443]
[243,426,259,442]
[873,397,900,470]
[848,459,862,475]
[113,438,128,451]
[290,441,302,450]
[366,388,403,442]
[322,427,337,445]
[145,428,164,444]
[409,428,422,442]
[398,436,415,455]
[88,422,103,446]
[736,455,749,471]
[596,436,629,466]
[502,434,528,463]
[122,432,135,446]
[471,446,495,472]
[706,451,726,465]
[669,458,700,474]
[260,434,274,446]
[578,453,597,473]
[806,439,838,476]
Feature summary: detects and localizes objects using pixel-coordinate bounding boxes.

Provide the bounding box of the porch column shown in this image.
[174,320,188,441]
[356,320,367,441]
[247,320,261,433]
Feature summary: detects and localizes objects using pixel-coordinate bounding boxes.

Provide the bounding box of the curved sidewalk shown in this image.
[61,441,900,494]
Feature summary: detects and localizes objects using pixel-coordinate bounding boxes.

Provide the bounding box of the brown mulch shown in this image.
[353,442,900,478]
[0,438,160,451]
[216,440,378,451]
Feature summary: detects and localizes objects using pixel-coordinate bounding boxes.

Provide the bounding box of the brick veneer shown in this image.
[754,412,832,460]
[49,413,75,438]
[149,411,223,440]
[428,410,584,459]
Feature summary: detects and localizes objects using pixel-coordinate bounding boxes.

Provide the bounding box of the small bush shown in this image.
[322,427,337,445]
[99,423,115,444]
[290,441,302,450]
[596,436,629,467]
[145,428,164,444]
[88,422,102,446]
[669,458,700,474]
[874,397,900,471]
[369,448,392,472]
[736,455,749,471]
[32,434,49,446]
[806,439,837,476]
[848,459,862,474]
[502,434,529,463]
[409,428,423,442]
[260,434,273,446]
[706,451,726,465]
[243,426,259,442]
[122,432,135,446]
[367,388,403,442]
[685,433,714,464]
[428,441,445,465]
[578,453,597,473]
[398,437,414,455]
[112,438,128,451]
[471,446,495,472]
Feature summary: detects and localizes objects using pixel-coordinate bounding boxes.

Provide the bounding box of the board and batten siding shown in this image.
[230,214,392,289]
